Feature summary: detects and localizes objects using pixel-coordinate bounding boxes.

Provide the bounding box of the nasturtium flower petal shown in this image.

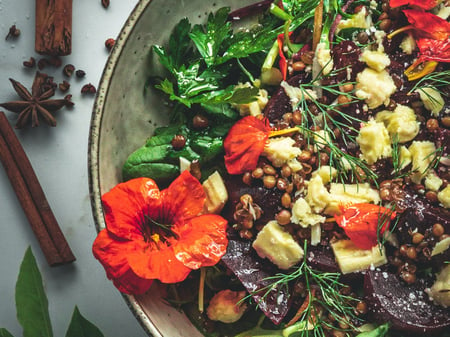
[173,214,228,269]
[224,116,271,174]
[334,203,396,250]
[161,170,206,223]
[403,9,450,40]
[93,171,229,295]
[417,38,450,63]
[92,230,153,295]
[102,177,161,241]
[389,0,439,10]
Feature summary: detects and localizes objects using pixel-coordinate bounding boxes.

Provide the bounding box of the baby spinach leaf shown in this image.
[0,329,14,337]
[16,247,53,337]
[65,306,104,337]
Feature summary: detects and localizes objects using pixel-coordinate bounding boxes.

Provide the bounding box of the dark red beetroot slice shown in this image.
[364,270,450,334]
[221,238,291,325]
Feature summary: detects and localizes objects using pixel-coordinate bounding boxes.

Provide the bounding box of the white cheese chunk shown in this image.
[356,119,392,165]
[263,136,302,167]
[360,50,391,72]
[355,68,396,109]
[291,198,326,228]
[427,264,450,308]
[408,141,437,184]
[438,185,450,208]
[416,87,445,117]
[281,81,317,108]
[325,183,381,215]
[375,104,420,143]
[305,174,331,213]
[252,221,304,270]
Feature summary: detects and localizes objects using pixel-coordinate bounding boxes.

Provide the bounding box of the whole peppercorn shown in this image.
[75,69,86,78]
[81,83,97,94]
[171,134,186,150]
[105,38,115,51]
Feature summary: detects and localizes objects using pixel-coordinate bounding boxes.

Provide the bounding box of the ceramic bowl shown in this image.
[88,0,257,336]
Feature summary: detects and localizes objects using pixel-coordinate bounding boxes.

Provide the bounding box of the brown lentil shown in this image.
[337,94,352,107]
[263,164,276,175]
[406,246,417,260]
[263,175,277,189]
[252,167,264,179]
[412,232,424,244]
[239,229,253,240]
[379,19,392,32]
[340,83,354,93]
[281,164,292,178]
[193,114,209,129]
[432,223,445,237]
[292,61,306,72]
[426,118,439,131]
[281,193,292,208]
[442,116,450,128]
[425,190,438,203]
[292,109,303,125]
[276,210,291,225]
[300,50,315,64]
[242,172,252,185]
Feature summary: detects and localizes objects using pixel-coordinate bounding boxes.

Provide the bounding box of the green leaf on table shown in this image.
[0,328,15,337]
[65,306,104,337]
[15,247,53,337]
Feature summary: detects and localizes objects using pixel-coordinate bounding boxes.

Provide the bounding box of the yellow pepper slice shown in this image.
[404,60,438,81]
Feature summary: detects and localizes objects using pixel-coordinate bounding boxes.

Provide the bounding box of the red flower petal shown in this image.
[224,116,271,174]
[403,9,450,40]
[417,38,450,63]
[278,33,288,80]
[173,214,228,269]
[102,177,161,240]
[161,170,206,223]
[92,230,153,294]
[389,0,439,10]
[334,203,396,250]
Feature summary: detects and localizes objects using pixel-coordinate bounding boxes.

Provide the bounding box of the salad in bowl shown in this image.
[90,0,450,336]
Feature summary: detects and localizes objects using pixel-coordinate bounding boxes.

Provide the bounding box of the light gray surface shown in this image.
[0,1,148,336]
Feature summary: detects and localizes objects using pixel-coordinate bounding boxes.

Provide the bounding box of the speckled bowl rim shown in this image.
[88,0,158,336]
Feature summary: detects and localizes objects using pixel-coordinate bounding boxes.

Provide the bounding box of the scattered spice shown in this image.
[0,72,71,128]
[75,69,86,78]
[58,80,70,92]
[63,64,75,77]
[101,0,110,9]
[5,24,20,40]
[64,94,74,107]
[23,57,36,68]
[81,83,96,94]
[37,58,48,70]
[105,38,115,51]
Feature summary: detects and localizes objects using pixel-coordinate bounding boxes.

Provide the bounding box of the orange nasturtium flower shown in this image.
[92,171,228,295]
[389,0,439,10]
[402,10,450,41]
[223,115,299,174]
[334,203,397,250]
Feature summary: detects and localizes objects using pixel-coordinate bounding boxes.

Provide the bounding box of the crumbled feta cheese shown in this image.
[314,129,332,151]
[399,146,412,170]
[325,183,381,215]
[262,137,302,167]
[438,185,450,208]
[360,50,391,72]
[408,141,437,184]
[281,81,317,108]
[336,8,369,32]
[425,172,443,192]
[311,165,337,184]
[426,264,450,308]
[356,119,392,165]
[400,34,416,55]
[355,68,396,109]
[416,87,445,117]
[252,221,304,270]
[375,104,420,143]
[374,30,386,52]
[305,174,331,213]
[291,198,326,228]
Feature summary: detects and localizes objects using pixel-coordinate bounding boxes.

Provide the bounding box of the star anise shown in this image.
[0,71,72,128]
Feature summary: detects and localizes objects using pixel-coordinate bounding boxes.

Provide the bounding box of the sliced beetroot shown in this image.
[221,238,291,325]
[364,270,450,334]
[332,41,364,82]
[306,244,340,273]
[263,73,309,122]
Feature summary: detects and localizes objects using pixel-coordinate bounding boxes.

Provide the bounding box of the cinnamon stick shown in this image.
[0,111,75,265]
[35,0,72,56]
